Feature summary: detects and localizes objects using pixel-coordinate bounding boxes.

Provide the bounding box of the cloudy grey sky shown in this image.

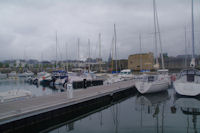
[0,0,199,61]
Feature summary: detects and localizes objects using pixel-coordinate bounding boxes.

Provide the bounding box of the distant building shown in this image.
[27,59,39,67]
[128,52,154,71]
[109,59,128,72]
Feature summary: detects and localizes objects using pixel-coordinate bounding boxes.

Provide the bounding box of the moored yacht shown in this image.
[51,70,68,86]
[135,74,169,94]
[135,0,169,94]
[174,0,200,97]
[174,68,200,96]
[8,71,17,77]
[18,71,34,77]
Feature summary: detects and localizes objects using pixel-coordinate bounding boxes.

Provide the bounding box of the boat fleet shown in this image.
[0,0,199,105]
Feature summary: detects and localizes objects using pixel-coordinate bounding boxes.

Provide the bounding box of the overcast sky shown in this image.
[0,0,199,61]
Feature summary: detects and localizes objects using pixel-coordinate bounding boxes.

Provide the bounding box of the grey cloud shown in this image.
[0,0,199,61]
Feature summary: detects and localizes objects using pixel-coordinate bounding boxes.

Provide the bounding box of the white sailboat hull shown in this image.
[135,79,169,94]
[174,81,200,96]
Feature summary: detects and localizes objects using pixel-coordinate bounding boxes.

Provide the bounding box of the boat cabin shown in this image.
[157,69,168,75]
[141,75,158,82]
[179,69,200,82]
[52,70,68,79]
[120,69,132,75]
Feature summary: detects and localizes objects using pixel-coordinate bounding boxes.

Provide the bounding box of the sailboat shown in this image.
[174,0,200,96]
[135,0,169,94]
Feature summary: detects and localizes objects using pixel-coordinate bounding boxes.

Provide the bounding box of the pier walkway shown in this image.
[0,80,135,127]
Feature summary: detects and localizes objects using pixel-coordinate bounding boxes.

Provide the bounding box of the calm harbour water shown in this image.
[46,89,200,133]
[0,79,199,133]
[0,78,61,97]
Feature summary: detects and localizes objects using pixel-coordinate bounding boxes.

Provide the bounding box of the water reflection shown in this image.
[135,91,170,106]
[135,91,170,133]
[174,96,200,133]
[0,78,59,97]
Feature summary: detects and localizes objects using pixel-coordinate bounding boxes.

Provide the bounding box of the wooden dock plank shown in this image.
[0,80,135,125]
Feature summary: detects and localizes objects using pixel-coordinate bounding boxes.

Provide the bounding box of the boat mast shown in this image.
[65,42,68,72]
[155,1,165,69]
[88,38,91,72]
[190,0,195,67]
[114,24,118,72]
[153,0,159,68]
[191,0,195,58]
[184,27,187,68]
[99,33,101,72]
[55,31,58,69]
[41,53,43,71]
[139,34,142,72]
[77,38,80,61]
[111,36,114,72]
[88,39,91,59]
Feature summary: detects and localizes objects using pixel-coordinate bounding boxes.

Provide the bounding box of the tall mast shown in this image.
[155,1,164,69]
[111,36,114,72]
[41,53,43,71]
[114,24,118,72]
[139,34,142,71]
[88,39,91,58]
[55,31,58,68]
[77,38,80,61]
[66,42,68,72]
[88,38,91,72]
[190,0,195,67]
[185,27,187,68]
[191,0,195,59]
[153,0,158,67]
[99,33,101,71]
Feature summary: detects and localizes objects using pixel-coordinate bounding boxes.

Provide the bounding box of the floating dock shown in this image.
[0,80,136,132]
